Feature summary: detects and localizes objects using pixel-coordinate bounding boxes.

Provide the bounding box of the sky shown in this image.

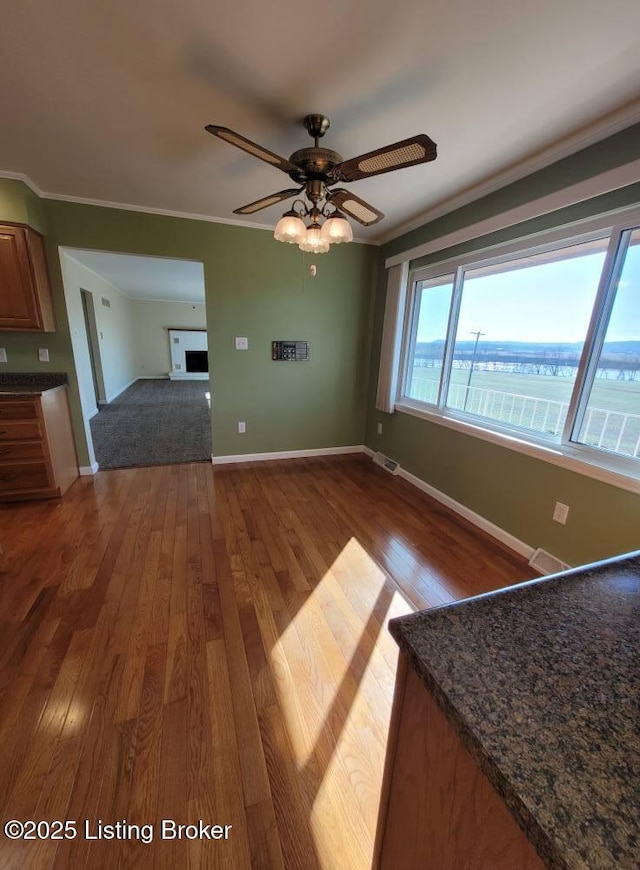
[416,242,640,346]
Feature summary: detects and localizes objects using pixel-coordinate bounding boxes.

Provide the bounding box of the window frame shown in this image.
[395,205,640,492]
[400,271,457,408]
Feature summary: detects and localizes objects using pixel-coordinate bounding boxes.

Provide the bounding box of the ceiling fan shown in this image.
[205,114,437,252]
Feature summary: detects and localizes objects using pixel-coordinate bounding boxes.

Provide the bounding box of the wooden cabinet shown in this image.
[0,223,56,332]
[0,387,78,500]
[374,655,544,869]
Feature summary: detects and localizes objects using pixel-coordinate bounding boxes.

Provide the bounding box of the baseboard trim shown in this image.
[396,466,535,561]
[105,377,138,403]
[169,372,209,381]
[212,445,368,465]
[79,462,99,476]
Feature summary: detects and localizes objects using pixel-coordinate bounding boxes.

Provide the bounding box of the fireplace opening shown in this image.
[185,350,209,373]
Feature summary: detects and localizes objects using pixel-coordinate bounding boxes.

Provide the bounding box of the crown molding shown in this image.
[0,169,46,197]
[379,99,640,245]
[45,190,280,231]
[0,170,377,245]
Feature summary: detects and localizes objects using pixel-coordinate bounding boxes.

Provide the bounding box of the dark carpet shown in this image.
[90,379,212,469]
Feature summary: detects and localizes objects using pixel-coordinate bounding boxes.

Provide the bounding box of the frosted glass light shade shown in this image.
[299,225,330,253]
[274,213,306,244]
[320,215,353,244]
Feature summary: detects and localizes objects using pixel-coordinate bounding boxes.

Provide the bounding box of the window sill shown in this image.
[395,400,640,496]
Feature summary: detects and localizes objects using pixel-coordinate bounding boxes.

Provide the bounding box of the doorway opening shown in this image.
[60,249,211,470]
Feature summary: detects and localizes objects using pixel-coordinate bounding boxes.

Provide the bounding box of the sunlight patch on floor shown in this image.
[269,537,415,868]
[273,538,414,745]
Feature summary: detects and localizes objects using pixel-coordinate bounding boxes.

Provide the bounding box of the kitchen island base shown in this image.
[375,654,544,869]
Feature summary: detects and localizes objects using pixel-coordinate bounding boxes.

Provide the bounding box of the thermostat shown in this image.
[272,341,310,361]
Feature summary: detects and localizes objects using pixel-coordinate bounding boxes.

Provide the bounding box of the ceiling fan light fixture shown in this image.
[208,114,437,240]
[320,213,353,244]
[299,223,330,254]
[274,210,307,244]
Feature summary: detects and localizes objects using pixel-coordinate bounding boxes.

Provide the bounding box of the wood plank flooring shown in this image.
[0,455,532,869]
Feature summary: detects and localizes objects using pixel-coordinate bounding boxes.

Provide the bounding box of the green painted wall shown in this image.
[366,123,640,566]
[0,180,377,465]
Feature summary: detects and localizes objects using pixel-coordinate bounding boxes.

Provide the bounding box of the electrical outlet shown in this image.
[38,348,50,362]
[377,422,383,434]
[0,349,7,363]
[235,337,248,350]
[238,421,246,434]
[553,502,569,525]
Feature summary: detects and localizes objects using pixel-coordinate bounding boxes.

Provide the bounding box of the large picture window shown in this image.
[446,239,607,437]
[398,213,640,477]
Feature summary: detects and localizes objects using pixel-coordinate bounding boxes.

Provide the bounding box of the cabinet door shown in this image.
[0,225,42,330]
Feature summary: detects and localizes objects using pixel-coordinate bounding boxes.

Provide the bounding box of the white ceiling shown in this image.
[1,1,640,243]
[64,250,205,303]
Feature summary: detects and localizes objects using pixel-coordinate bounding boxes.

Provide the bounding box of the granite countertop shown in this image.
[0,372,68,395]
[389,551,640,869]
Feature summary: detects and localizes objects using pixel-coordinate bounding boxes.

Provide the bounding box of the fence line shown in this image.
[408,376,640,458]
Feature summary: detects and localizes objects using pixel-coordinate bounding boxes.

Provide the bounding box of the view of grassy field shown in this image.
[407,365,640,456]
[410,366,640,409]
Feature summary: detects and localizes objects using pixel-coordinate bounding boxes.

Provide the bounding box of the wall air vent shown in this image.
[528,548,570,576]
[372,452,399,474]
[101,297,111,308]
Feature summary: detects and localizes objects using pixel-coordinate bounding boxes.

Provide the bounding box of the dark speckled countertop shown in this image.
[389,551,640,869]
[0,372,68,395]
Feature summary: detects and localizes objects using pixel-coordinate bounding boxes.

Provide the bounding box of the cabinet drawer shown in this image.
[0,441,45,461]
[0,400,39,421]
[0,420,42,441]
[0,462,50,492]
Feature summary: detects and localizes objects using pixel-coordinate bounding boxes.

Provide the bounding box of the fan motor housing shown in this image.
[289,147,343,181]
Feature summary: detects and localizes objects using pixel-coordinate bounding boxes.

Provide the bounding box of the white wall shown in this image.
[132,300,206,377]
[60,253,137,404]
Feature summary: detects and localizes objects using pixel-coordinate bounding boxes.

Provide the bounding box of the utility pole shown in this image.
[463,330,485,410]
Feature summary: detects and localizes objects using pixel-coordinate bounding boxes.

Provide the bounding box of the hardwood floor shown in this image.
[0,455,532,869]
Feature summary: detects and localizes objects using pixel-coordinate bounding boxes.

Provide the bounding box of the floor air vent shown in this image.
[528,548,570,576]
[372,452,399,474]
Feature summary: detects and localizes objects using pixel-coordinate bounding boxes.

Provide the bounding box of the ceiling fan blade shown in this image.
[232,188,303,215]
[329,134,437,182]
[205,125,298,174]
[327,189,384,226]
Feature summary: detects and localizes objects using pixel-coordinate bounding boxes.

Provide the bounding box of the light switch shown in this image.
[553,502,569,525]
[0,349,7,363]
[38,348,50,362]
[235,337,249,350]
